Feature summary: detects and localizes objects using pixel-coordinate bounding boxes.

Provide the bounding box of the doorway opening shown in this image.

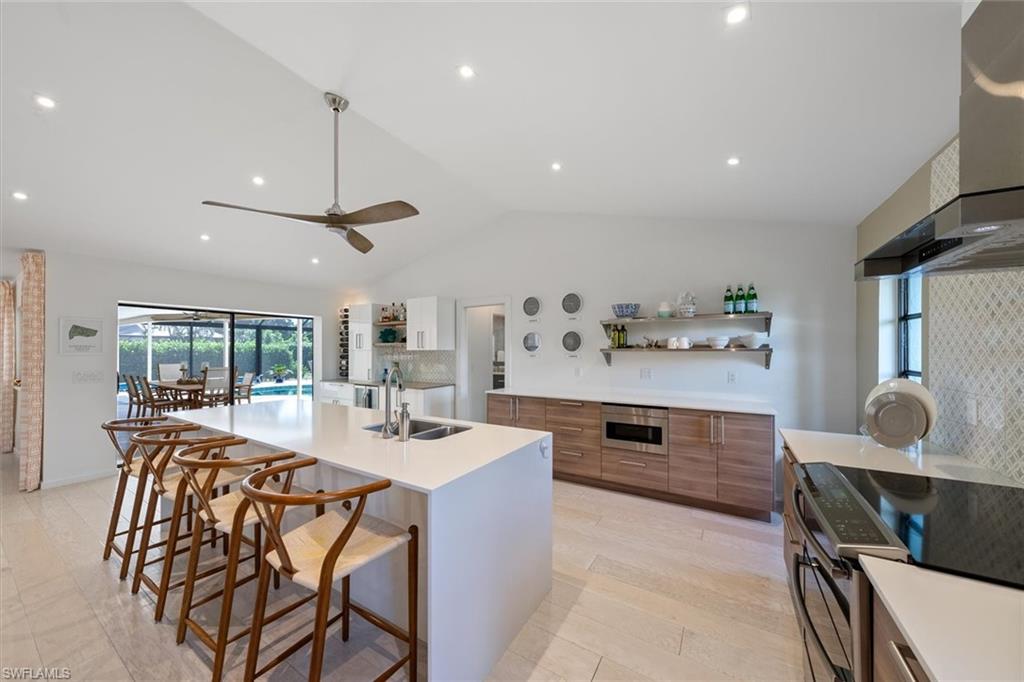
[116,303,314,418]
[456,298,510,422]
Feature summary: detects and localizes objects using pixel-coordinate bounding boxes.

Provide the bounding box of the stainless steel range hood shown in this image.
[856,0,1024,280]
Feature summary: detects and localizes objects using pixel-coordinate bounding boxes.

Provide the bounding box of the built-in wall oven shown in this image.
[600,404,668,455]
[784,459,908,682]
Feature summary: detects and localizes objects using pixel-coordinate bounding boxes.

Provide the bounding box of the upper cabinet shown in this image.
[406,296,455,351]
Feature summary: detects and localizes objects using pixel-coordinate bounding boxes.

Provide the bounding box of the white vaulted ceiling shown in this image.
[192,1,962,225]
[2,2,963,288]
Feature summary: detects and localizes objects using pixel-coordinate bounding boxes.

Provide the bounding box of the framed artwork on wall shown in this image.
[60,316,104,355]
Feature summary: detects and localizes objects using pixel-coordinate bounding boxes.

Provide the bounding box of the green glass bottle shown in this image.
[734,285,746,314]
[724,286,734,314]
[746,282,758,313]
[610,325,619,349]
[620,325,628,348]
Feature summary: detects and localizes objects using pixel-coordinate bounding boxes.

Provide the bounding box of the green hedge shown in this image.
[118,333,313,379]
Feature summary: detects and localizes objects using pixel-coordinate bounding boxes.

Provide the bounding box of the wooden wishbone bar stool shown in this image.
[129,424,247,619]
[173,440,306,682]
[241,460,419,682]
[100,415,169,579]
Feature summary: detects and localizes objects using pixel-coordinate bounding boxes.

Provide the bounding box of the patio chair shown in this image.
[236,371,256,404]
[123,373,145,418]
[139,376,187,415]
[158,363,183,381]
[202,366,231,408]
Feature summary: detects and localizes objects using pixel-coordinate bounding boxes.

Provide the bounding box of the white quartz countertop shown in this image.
[861,556,1024,682]
[486,387,775,415]
[172,401,548,494]
[780,428,1020,486]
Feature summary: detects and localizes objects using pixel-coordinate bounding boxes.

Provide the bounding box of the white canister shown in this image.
[668,337,680,349]
[679,336,692,349]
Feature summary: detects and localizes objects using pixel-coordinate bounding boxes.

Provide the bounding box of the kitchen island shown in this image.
[172,400,553,681]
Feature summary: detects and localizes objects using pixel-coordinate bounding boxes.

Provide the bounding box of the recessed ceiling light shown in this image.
[34,95,56,109]
[11,191,28,201]
[458,65,475,79]
[251,176,265,186]
[551,161,562,172]
[725,3,749,25]
[200,234,211,241]
[311,257,320,264]
[727,156,741,166]
[973,224,1001,233]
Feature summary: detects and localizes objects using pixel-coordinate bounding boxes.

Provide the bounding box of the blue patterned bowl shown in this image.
[611,303,641,318]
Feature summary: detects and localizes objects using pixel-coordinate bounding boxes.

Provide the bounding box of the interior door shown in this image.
[667,409,717,500]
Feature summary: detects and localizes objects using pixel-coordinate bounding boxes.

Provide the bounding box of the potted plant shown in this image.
[269,364,291,383]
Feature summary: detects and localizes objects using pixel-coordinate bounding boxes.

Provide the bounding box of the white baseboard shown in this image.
[41,468,114,489]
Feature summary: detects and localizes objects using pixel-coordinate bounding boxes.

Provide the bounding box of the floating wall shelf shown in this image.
[600,311,772,335]
[600,345,774,369]
[374,320,407,327]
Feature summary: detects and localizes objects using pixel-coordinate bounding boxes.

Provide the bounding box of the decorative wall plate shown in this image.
[561,292,583,316]
[562,330,583,355]
[523,331,542,353]
[523,296,542,317]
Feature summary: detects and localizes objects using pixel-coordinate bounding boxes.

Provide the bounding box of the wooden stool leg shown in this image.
[243,558,274,682]
[273,568,280,590]
[307,576,334,682]
[341,575,350,642]
[102,469,130,560]
[176,516,207,644]
[131,484,160,594]
[119,467,149,580]
[408,525,419,681]
[253,525,261,576]
[211,528,245,682]
[154,493,187,621]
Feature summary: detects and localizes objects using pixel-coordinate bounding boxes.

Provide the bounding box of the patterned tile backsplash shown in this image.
[374,348,456,384]
[928,270,1024,483]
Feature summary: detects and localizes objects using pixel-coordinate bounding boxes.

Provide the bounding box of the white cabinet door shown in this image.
[350,348,373,382]
[406,296,455,351]
[387,387,426,417]
[349,303,374,323]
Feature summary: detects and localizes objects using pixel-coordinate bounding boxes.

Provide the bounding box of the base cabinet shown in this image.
[873,593,932,682]
[488,392,775,520]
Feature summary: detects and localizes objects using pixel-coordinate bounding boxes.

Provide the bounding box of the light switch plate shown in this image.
[640,368,652,380]
[72,370,104,385]
[727,371,737,385]
[965,396,978,426]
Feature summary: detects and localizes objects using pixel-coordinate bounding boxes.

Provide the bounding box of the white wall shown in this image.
[2,247,342,487]
[362,211,858,436]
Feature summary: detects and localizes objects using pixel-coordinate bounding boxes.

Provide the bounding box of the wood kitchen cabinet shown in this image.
[406,296,455,351]
[486,393,546,430]
[546,399,602,479]
[873,593,931,682]
[668,408,774,515]
[668,409,718,500]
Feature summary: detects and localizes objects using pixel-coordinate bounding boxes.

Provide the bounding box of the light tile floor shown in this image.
[0,451,804,680]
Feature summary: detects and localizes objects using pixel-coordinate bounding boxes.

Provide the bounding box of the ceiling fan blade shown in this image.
[202,201,337,225]
[329,226,374,254]
[336,200,419,226]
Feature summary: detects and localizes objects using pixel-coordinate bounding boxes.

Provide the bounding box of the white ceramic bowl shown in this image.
[706,335,730,349]
[739,332,769,348]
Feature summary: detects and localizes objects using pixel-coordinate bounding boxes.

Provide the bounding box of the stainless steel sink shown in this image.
[363,420,472,440]
[411,425,472,440]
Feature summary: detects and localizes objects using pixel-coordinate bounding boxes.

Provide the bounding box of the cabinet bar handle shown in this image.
[719,414,726,446]
[559,426,584,432]
[560,450,584,458]
[888,641,921,682]
[709,415,716,444]
[559,401,584,407]
[515,396,520,421]
[508,398,513,420]
[618,459,647,468]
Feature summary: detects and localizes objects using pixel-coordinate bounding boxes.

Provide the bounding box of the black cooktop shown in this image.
[836,466,1024,589]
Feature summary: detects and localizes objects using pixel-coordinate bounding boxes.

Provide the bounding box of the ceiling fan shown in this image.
[202,92,419,254]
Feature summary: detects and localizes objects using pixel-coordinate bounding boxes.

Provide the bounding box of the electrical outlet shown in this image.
[966,396,978,426]
[573,367,582,378]
[726,371,737,385]
[640,368,653,381]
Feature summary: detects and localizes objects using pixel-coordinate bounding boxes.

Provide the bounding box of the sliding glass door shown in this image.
[116,304,313,414]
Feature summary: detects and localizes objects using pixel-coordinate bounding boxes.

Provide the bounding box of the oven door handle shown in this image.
[792,486,851,580]
[788,554,855,682]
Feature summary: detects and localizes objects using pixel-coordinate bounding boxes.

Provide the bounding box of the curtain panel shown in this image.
[17,252,44,491]
[1,280,14,454]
